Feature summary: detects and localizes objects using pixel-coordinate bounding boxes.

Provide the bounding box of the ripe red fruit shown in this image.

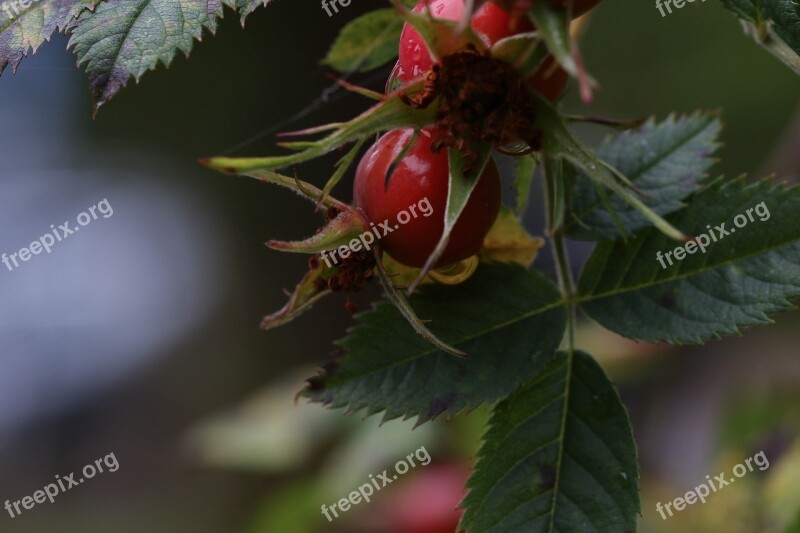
[398,0,531,81]
[354,128,501,269]
[471,0,535,43]
[397,0,568,101]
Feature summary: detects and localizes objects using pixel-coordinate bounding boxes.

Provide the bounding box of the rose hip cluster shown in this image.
[354,0,598,269]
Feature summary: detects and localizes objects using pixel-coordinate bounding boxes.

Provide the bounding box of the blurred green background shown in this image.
[0,0,798,531]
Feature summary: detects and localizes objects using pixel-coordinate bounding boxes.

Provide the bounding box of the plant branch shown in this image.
[543,153,577,533]
[543,155,577,330]
[743,20,800,77]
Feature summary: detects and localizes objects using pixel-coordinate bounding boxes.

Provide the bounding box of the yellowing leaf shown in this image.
[480,207,544,267]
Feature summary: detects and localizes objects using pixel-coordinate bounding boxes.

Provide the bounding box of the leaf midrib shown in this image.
[576,230,800,304]
[565,116,718,232]
[329,296,566,386]
[327,233,800,388]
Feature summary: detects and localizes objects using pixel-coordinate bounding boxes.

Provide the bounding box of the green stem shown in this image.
[745,21,800,77]
[543,156,577,344]
[543,154,577,533]
[552,229,576,345]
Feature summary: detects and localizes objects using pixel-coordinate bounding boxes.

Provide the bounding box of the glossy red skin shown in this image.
[354,128,501,269]
[472,0,535,43]
[398,0,568,101]
[398,0,532,81]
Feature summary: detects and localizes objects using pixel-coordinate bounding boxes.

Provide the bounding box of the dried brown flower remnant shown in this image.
[402,45,541,175]
[312,246,376,295]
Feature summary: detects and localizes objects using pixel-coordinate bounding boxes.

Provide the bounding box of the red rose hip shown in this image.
[398,0,534,81]
[397,0,568,101]
[354,128,501,269]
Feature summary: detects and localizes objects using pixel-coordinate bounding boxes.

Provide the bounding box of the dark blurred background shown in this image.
[0,0,798,531]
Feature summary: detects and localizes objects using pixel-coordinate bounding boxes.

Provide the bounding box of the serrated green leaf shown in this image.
[0,0,95,74]
[567,113,722,240]
[68,0,269,111]
[536,96,687,241]
[373,251,466,358]
[459,350,639,533]
[323,8,403,73]
[577,177,800,344]
[303,262,567,425]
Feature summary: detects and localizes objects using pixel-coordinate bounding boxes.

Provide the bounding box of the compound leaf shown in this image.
[460,350,639,533]
[303,262,567,425]
[578,177,800,343]
[567,113,722,240]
